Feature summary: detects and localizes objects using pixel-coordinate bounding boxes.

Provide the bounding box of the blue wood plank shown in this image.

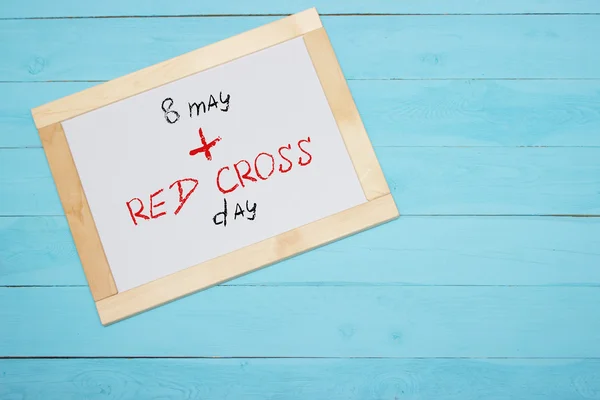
[382,148,600,215]
[2,0,600,18]
[0,3,597,399]
[2,148,599,216]
[0,82,92,148]
[4,80,600,148]
[2,16,600,81]
[1,358,600,400]
[355,80,600,147]
[1,216,599,287]
[1,286,599,357]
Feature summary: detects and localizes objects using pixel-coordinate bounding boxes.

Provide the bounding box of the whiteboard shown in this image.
[62,37,367,293]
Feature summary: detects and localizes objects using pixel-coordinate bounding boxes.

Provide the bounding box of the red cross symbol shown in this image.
[189,127,221,161]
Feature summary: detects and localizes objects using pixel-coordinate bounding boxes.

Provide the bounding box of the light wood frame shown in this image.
[31,8,399,326]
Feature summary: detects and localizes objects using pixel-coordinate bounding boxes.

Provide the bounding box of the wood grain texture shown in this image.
[2,358,600,400]
[96,195,398,325]
[2,286,600,357]
[2,216,599,287]
[31,9,322,128]
[36,124,116,301]
[1,0,600,397]
[34,124,113,298]
[352,80,600,147]
[2,0,600,18]
[4,80,600,148]
[3,147,599,216]
[304,28,389,200]
[2,16,600,81]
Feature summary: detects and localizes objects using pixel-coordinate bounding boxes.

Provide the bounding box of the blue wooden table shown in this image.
[1,1,600,398]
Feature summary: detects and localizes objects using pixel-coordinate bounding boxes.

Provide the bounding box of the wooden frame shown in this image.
[31,8,399,325]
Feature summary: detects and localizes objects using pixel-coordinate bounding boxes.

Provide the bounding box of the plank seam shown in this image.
[3,284,600,288]
[2,356,600,359]
[4,78,600,84]
[1,214,600,218]
[2,13,600,21]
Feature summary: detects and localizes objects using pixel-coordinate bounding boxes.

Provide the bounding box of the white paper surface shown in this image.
[62,37,367,292]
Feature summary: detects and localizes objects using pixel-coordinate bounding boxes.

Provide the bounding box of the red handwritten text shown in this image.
[216,136,313,194]
[126,178,198,226]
